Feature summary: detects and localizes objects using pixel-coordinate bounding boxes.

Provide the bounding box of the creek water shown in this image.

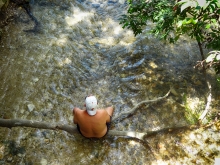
[0,0,219,164]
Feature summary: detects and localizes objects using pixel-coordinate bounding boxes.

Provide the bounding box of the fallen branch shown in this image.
[112,90,171,122]
[0,118,78,134]
[0,118,200,141]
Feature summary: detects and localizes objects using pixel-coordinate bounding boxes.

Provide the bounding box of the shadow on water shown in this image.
[0,0,219,164]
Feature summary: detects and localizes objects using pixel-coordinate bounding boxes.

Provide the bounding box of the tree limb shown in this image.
[112,90,171,122]
[0,118,200,141]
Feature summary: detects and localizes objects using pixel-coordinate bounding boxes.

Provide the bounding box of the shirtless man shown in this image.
[73,95,114,138]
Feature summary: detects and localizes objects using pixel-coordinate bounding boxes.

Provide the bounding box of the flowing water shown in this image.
[0,0,219,164]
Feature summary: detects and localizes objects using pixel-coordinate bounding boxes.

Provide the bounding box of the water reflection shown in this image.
[0,0,219,164]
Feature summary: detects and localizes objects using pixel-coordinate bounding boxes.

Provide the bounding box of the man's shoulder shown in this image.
[74,108,85,114]
[96,109,107,115]
[97,109,111,117]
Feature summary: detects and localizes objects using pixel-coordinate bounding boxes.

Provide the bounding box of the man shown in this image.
[73,95,114,138]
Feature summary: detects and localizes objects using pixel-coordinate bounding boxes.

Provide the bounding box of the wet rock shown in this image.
[76,0,86,3]
[108,0,117,4]
[17,154,23,157]
[27,104,35,112]
[20,109,24,114]
[118,0,126,4]
[7,157,12,162]
[33,77,39,83]
[106,6,115,11]
[110,143,117,148]
[40,158,47,165]
[92,3,100,8]
[33,111,39,116]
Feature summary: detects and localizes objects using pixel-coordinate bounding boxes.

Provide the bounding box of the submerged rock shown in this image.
[27,104,35,112]
[40,158,47,165]
[92,3,100,8]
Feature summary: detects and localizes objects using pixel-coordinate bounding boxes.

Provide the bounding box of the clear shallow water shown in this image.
[0,0,219,164]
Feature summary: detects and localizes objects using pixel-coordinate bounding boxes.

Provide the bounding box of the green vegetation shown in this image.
[182,93,204,124]
[120,0,220,83]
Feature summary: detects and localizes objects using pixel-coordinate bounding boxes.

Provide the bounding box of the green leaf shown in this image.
[191,19,198,24]
[209,3,216,12]
[211,19,217,24]
[174,35,180,41]
[205,24,211,29]
[195,6,201,10]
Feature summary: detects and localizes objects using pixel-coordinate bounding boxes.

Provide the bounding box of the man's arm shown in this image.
[73,107,79,124]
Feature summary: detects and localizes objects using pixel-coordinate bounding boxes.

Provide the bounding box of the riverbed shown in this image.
[0,0,219,164]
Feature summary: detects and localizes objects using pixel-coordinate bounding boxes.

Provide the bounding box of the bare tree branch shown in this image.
[112,90,171,122]
[0,118,201,141]
[0,118,78,134]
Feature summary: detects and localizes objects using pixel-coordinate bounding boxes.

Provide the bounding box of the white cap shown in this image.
[85,96,97,116]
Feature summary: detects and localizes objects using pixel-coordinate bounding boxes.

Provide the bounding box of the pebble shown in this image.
[33,77,39,83]
[7,157,12,162]
[27,104,35,112]
[108,0,117,4]
[18,154,22,157]
[20,109,24,114]
[118,0,125,4]
[92,3,100,8]
[40,159,47,165]
[106,5,115,11]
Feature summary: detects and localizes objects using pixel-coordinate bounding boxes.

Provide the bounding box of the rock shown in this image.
[18,154,22,157]
[92,3,100,8]
[33,77,39,83]
[106,6,115,11]
[27,104,35,112]
[118,0,125,4]
[40,158,47,165]
[108,0,117,4]
[20,109,24,114]
[7,157,12,162]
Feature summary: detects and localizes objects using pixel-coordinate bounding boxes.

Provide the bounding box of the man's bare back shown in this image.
[73,96,114,138]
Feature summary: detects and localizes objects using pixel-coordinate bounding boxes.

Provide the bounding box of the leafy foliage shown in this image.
[120,0,220,46]
[120,0,220,80]
[120,0,177,39]
[176,0,220,49]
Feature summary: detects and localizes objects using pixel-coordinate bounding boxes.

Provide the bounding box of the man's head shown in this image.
[85,95,97,116]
